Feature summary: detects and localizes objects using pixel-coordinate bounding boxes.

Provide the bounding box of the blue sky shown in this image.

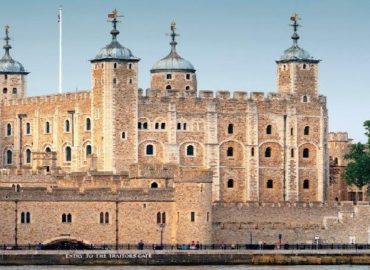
[0,0,369,142]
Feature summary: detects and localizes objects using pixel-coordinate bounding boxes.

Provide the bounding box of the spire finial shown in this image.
[289,13,301,46]
[3,25,11,56]
[107,9,123,41]
[168,20,179,53]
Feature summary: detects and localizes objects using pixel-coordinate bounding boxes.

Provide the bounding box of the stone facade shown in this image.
[0,14,364,246]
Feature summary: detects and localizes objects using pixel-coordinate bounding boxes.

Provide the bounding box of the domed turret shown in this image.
[0,25,28,74]
[276,15,320,96]
[91,11,139,62]
[150,21,197,96]
[0,25,28,100]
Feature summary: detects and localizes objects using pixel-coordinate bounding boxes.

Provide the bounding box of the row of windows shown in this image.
[138,122,166,130]
[3,144,92,165]
[225,179,310,189]
[5,118,92,137]
[2,87,18,95]
[165,85,192,91]
[265,125,311,136]
[94,63,133,70]
[20,211,207,225]
[166,73,192,80]
[265,179,310,189]
[142,144,311,159]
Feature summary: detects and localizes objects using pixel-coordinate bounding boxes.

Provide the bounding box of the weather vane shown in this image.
[107,9,123,21]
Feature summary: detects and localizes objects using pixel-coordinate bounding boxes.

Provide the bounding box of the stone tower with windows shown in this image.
[274,15,328,202]
[90,10,140,172]
[150,22,197,96]
[276,15,320,99]
[0,25,28,101]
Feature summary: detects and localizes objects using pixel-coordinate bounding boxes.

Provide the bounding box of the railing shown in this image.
[2,243,370,251]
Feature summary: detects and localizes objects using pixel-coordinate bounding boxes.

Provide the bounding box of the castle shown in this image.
[0,11,368,247]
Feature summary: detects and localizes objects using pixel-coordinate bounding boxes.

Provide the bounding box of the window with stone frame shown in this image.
[266,179,273,189]
[303,148,309,158]
[227,179,234,188]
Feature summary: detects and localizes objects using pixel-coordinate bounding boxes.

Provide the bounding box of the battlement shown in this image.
[2,90,91,107]
[0,185,175,201]
[138,88,294,103]
[328,132,350,142]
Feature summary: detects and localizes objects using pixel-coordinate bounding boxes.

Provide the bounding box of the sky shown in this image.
[0,0,369,142]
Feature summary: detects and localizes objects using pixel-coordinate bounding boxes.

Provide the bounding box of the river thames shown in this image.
[0,266,369,269]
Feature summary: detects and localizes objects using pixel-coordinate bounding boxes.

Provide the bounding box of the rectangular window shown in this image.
[186,74,191,80]
[190,211,195,222]
[166,74,172,80]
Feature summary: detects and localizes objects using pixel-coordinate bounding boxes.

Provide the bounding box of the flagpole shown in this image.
[59,6,63,94]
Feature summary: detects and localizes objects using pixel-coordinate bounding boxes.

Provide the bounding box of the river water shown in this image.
[0,266,369,270]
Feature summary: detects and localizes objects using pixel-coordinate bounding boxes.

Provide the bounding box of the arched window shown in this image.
[128,63,132,69]
[146,144,154,156]
[62,213,66,223]
[5,149,12,165]
[65,119,70,132]
[113,78,117,84]
[114,63,117,69]
[121,132,126,139]
[67,213,72,223]
[303,148,309,158]
[12,88,17,94]
[26,122,31,134]
[143,122,148,129]
[303,64,307,69]
[138,122,142,129]
[155,123,159,129]
[304,126,310,135]
[25,149,31,164]
[150,182,158,188]
[227,124,234,134]
[186,145,194,156]
[65,146,72,161]
[183,123,187,130]
[291,149,294,158]
[156,212,161,224]
[227,179,234,188]
[177,123,181,130]
[86,118,91,131]
[6,123,12,136]
[227,147,233,157]
[334,157,338,165]
[267,179,273,189]
[26,212,30,223]
[162,212,166,224]
[166,85,172,90]
[100,212,104,224]
[21,212,25,223]
[265,147,271,158]
[161,123,166,129]
[303,179,310,189]
[86,145,92,157]
[266,125,272,135]
[105,212,109,224]
[185,86,190,90]
[3,87,7,94]
[251,147,255,157]
[45,147,51,153]
[303,95,308,103]
[45,121,50,133]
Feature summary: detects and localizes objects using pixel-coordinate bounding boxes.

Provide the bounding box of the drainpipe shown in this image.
[14,200,18,248]
[283,115,287,201]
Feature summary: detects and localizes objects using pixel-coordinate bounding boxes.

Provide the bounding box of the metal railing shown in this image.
[2,243,370,251]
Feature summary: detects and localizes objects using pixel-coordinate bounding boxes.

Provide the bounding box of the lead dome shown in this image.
[0,25,28,74]
[151,22,195,72]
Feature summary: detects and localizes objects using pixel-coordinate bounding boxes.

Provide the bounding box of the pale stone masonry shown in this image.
[0,14,365,246]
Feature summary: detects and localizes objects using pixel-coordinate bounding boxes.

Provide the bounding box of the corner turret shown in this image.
[276,15,320,98]
[150,22,197,96]
[0,25,28,100]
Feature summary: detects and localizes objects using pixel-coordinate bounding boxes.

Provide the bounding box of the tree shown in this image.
[343,121,370,200]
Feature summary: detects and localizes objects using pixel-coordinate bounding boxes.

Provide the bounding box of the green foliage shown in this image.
[343,121,370,189]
